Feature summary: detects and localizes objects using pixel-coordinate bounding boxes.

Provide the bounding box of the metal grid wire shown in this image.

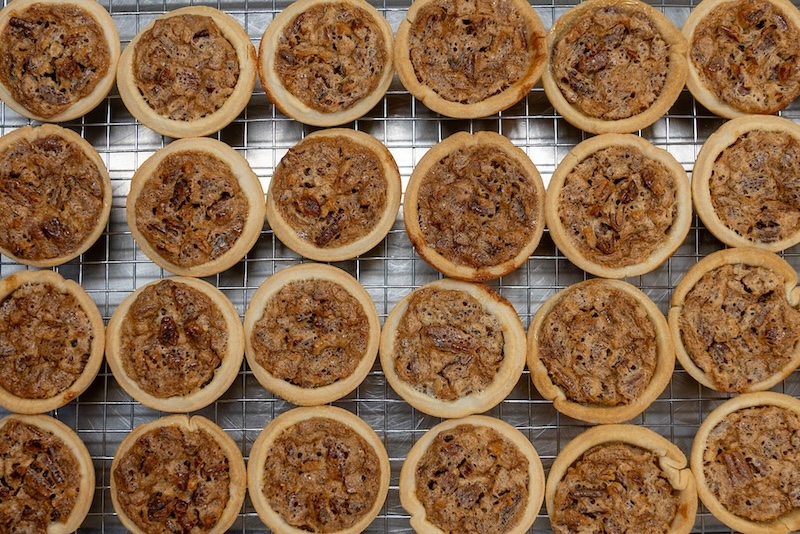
[0,0,799,531]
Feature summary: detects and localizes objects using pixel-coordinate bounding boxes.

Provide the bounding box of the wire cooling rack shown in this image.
[1,0,800,532]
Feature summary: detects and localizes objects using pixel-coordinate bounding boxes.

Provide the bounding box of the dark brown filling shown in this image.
[0,3,111,118]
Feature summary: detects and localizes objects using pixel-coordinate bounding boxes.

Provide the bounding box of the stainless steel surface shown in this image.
[0,0,798,532]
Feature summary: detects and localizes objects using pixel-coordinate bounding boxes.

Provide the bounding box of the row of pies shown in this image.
[0,0,799,134]
[4,392,800,533]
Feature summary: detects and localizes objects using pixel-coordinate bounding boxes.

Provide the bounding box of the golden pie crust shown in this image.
[394,0,546,119]
[380,278,526,419]
[399,415,545,534]
[111,414,246,534]
[258,0,394,127]
[545,133,692,279]
[404,131,545,282]
[247,405,390,534]
[0,414,95,534]
[547,424,697,534]
[691,391,800,533]
[0,124,112,268]
[527,278,674,424]
[683,0,800,119]
[542,0,688,134]
[693,115,800,252]
[127,136,265,277]
[106,276,244,413]
[243,263,380,406]
[266,128,401,262]
[0,0,120,123]
[669,247,800,393]
[0,270,104,414]
[117,6,256,138]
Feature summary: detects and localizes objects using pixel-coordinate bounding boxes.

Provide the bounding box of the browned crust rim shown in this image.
[247,405,390,534]
[110,414,246,534]
[117,6,256,139]
[403,130,546,282]
[690,391,800,534]
[542,0,688,134]
[243,263,380,406]
[0,0,120,123]
[126,136,265,277]
[105,276,244,412]
[393,0,547,119]
[668,247,800,393]
[399,414,545,534]
[527,278,675,424]
[258,0,394,127]
[693,115,800,251]
[0,124,113,268]
[265,128,401,262]
[380,278,527,419]
[546,424,697,534]
[545,133,692,279]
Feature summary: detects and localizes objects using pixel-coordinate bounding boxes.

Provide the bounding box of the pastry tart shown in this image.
[545,133,692,279]
[527,278,674,424]
[394,0,547,119]
[683,0,800,119]
[111,414,246,534]
[400,415,545,534]
[127,136,265,277]
[0,0,120,122]
[258,0,394,127]
[0,414,95,533]
[248,405,390,534]
[547,424,697,534]
[380,278,526,419]
[404,131,545,282]
[117,6,257,138]
[0,124,112,267]
[0,270,104,414]
[693,115,800,252]
[542,0,688,134]
[106,276,244,413]
[243,263,380,406]
[691,391,800,533]
[266,128,401,262]
[669,247,800,393]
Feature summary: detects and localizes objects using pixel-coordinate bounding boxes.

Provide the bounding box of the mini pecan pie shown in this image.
[258,0,394,127]
[127,136,265,277]
[248,406,390,533]
[404,131,545,282]
[0,124,112,267]
[106,276,244,413]
[266,128,401,262]
[0,414,95,533]
[400,415,545,534]
[394,0,546,119]
[0,270,104,414]
[546,133,692,279]
[684,0,800,118]
[0,0,119,122]
[694,115,800,251]
[543,0,688,134]
[528,279,674,424]
[669,247,800,394]
[244,263,380,406]
[112,414,246,534]
[380,278,526,419]
[117,6,256,138]
[692,391,800,533]
[547,424,697,534]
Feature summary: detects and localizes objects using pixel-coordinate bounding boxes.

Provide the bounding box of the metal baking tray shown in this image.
[0,0,799,531]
